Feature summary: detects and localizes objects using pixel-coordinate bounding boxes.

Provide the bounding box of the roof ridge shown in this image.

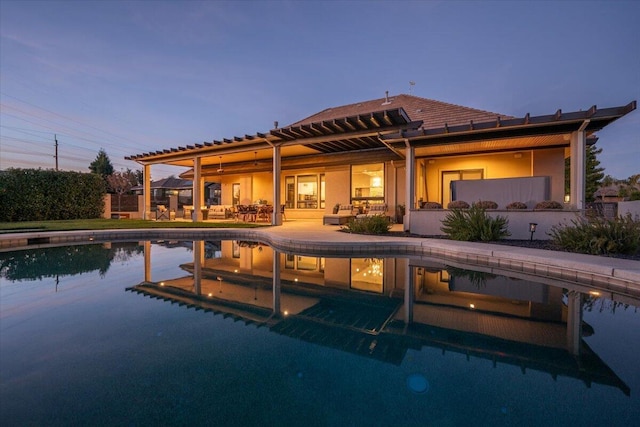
[394,93,513,119]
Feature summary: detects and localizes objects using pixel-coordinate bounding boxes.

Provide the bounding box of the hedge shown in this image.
[0,169,106,221]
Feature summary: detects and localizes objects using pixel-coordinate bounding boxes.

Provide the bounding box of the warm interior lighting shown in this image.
[234,269,238,273]
[208,293,212,297]
[589,291,601,296]
[294,278,298,282]
[469,303,475,309]
[160,282,165,286]
[564,194,570,203]
[371,176,382,188]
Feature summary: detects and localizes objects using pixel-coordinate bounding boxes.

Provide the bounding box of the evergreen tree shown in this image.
[564,145,605,202]
[585,145,605,202]
[89,148,114,176]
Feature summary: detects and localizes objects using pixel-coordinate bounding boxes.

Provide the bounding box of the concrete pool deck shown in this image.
[1,219,639,297]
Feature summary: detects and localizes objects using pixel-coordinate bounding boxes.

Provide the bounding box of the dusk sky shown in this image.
[1,0,638,180]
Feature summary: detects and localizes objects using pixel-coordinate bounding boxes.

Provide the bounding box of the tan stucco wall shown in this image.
[421,150,565,205]
[324,165,351,214]
[532,148,565,203]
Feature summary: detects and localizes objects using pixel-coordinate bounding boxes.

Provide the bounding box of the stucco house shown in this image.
[125,93,635,238]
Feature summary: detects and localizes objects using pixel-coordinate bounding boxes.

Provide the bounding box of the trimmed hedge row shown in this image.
[0,169,106,222]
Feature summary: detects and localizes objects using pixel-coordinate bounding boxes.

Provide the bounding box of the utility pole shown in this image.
[54,134,58,171]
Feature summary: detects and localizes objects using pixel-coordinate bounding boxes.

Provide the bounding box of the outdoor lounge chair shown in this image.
[356,203,388,219]
[323,204,355,225]
[155,204,175,220]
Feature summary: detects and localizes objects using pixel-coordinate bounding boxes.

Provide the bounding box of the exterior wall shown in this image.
[532,148,565,204]
[618,200,640,219]
[324,165,351,214]
[409,208,581,240]
[252,172,272,204]
[421,151,535,205]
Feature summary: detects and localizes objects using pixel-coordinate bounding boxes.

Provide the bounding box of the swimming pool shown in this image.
[1,240,639,426]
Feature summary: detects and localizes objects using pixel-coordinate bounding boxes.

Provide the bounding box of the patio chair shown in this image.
[155,204,174,220]
[183,205,194,219]
[356,203,388,219]
[280,204,287,221]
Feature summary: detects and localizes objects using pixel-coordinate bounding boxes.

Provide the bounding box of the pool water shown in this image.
[1,241,639,426]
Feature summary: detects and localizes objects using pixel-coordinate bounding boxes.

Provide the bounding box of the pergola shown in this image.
[126,99,636,227]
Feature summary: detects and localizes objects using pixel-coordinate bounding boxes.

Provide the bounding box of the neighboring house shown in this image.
[125,93,635,237]
[132,177,222,207]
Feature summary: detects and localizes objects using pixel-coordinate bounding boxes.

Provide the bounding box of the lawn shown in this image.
[0,219,266,233]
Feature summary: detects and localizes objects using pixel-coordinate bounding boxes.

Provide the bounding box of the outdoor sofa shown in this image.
[323,204,356,225]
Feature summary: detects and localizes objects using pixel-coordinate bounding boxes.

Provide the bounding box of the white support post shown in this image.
[566,290,582,355]
[404,142,415,232]
[143,164,151,220]
[404,264,414,324]
[193,241,203,295]
[273,249,281,315]
[272,145,282,225]
[570,127,587,211]
[193,157,202,221]
[144,241,151,282]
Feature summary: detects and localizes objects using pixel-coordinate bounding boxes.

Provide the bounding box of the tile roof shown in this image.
[288,94,513,130]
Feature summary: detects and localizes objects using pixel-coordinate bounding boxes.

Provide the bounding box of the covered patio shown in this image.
[125,94,636,238]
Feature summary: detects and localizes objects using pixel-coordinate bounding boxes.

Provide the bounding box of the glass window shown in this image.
[297,175,318,209]
[285,174,324,209]
[320,174,326,209]
[351,163,384,210]
[285,177,295,209]
[351,258,383,293]
[232,183,240,206]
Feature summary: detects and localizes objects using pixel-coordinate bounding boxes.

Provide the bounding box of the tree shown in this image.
[106,172,133,211]
[564,145,605,202]
[585,145,605,202]
[89,148,114,176]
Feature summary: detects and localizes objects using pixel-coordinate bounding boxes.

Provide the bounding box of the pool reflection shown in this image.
[126,240,637,396]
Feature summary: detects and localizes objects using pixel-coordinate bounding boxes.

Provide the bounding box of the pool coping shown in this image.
[1,227,639,298]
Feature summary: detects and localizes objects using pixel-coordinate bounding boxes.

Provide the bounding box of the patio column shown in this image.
[566,290,583,355]
[272,144,282,225]
[404,142,415,232]
[144,240,151,282]
[569,125,587,211]
[404,264,414,324]
[143,164,151,220]
[193,157,202,221]
[273,249,281,315]
[193,241,204,295]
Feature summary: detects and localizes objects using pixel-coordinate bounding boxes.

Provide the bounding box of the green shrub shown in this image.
[342,215,392,234]
[447,200,470,209]
[549,214,640,256]
[440,205,510,241]
[421,201,443,209]
[0,168,106,222]
[506,201,528,210]
[472,200,498,209]
[535,200,563,210]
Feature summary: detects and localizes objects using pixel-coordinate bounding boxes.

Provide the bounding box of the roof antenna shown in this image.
[382,90,391,105]
[274,121,278,129]
[409,81,415,94]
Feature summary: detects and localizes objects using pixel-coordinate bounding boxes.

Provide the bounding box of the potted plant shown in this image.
[395,204,405,224]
